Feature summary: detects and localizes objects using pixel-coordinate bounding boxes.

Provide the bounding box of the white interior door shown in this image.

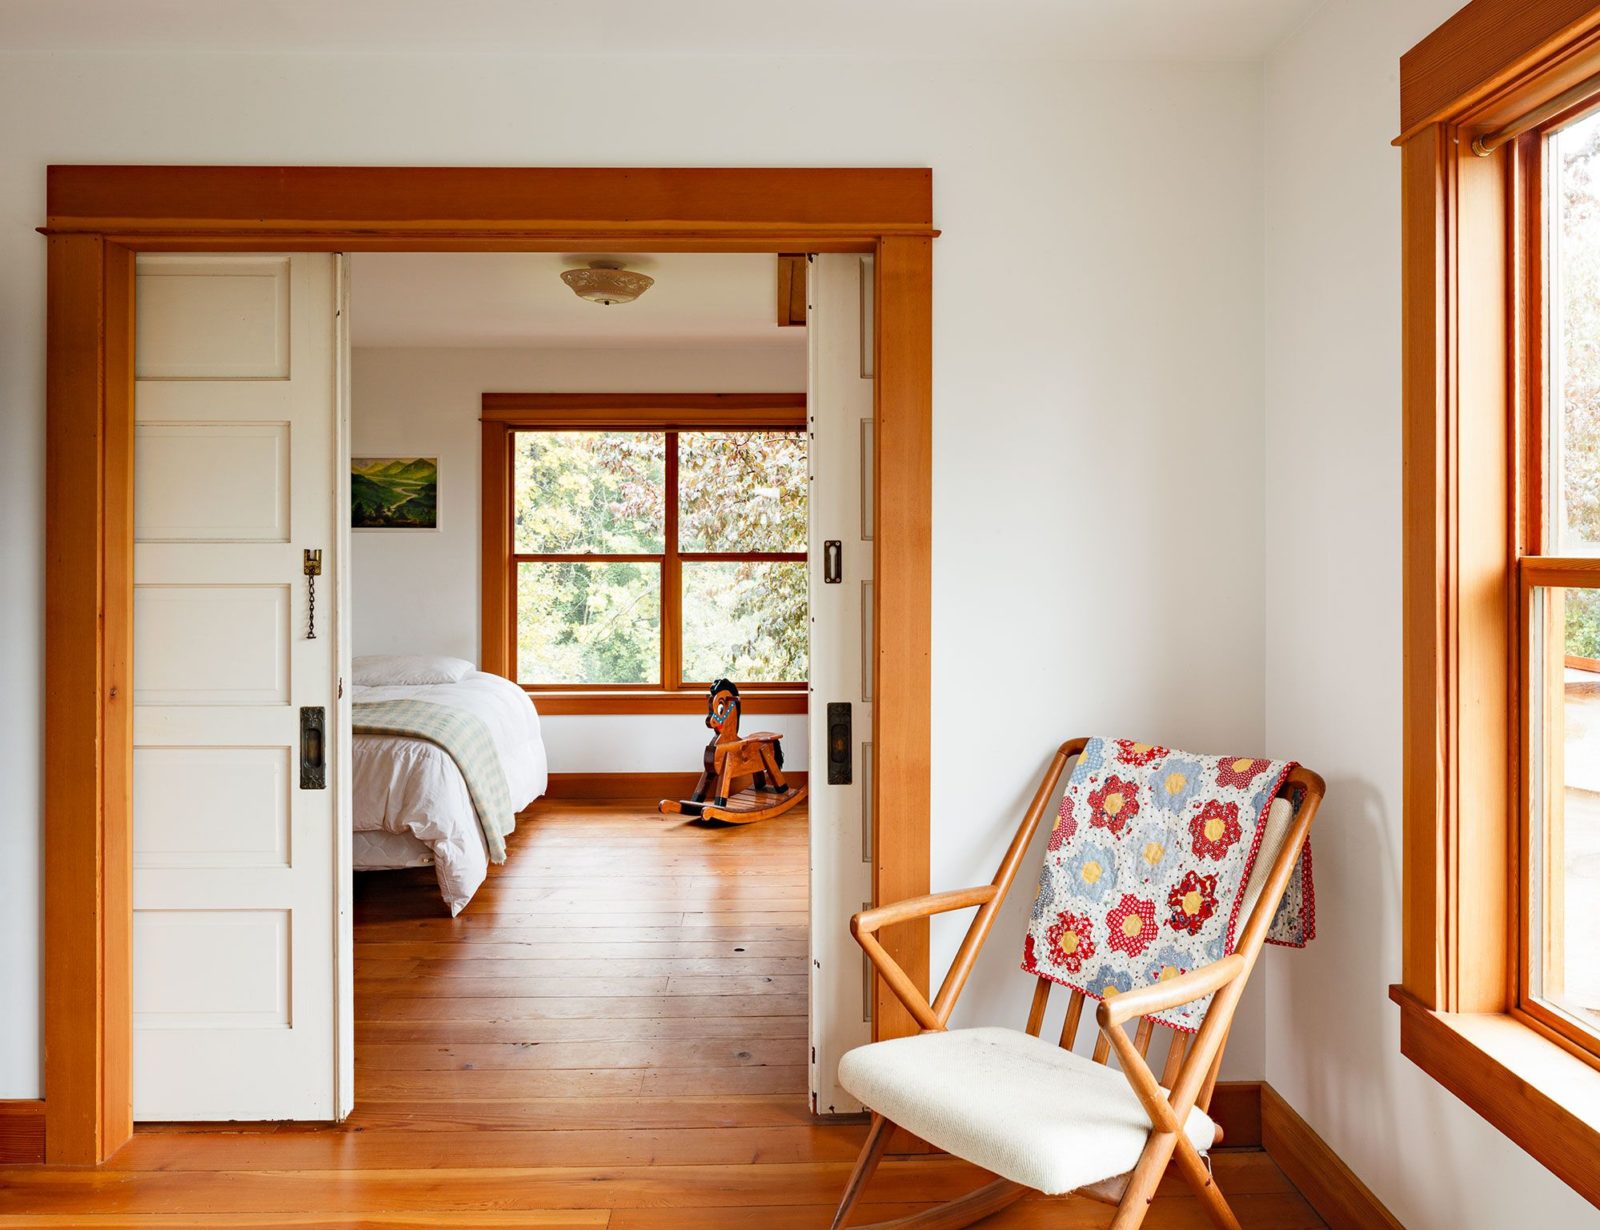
[808,254,876,1113]
[132,253,348,1121]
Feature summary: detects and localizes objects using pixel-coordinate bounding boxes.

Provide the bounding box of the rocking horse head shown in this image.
[705,678,742,738]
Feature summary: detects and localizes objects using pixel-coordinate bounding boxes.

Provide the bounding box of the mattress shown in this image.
[352,671,547,913]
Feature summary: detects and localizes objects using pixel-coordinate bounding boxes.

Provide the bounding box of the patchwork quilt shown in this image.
[1020,737,1314,1032]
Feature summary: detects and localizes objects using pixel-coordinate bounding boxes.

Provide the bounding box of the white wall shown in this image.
[0,50,1267,1097]
[350,343,808,772]
[1262,2,1600,1226]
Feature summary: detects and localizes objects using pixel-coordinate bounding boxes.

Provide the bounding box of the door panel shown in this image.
[132,253,342,1121]
[808,254,875,1113]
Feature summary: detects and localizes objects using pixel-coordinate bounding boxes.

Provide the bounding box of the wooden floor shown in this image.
[0,799,1326,1228]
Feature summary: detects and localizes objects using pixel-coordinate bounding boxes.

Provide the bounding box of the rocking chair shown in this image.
[830,737,1325,1230]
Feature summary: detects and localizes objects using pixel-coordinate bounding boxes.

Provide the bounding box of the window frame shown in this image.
[480,393,809,714]
[1398,0,1600,1206]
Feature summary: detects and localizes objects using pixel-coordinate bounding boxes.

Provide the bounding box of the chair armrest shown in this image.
[851,886,999,938]
[1096,953,1246,1029]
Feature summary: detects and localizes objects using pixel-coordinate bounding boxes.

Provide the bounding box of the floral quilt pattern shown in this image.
[1021,737,1313,1032]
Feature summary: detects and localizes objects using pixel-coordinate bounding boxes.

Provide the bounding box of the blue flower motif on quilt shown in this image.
[1030,860,1061,922]
[1076,738,1108,775]
[1085,963,1135,1000]
[1146,755,1205,817]
[1066,840,1118,904]
[1144,944,1192,986]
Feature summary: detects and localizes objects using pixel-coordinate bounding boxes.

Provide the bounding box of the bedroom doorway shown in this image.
[339,251,873,1118]
[43,164,933,1162]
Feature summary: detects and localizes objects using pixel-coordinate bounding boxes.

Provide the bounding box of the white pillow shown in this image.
[352,654,474,686]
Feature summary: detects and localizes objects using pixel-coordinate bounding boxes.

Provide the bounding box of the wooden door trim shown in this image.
[41,164,935,1163]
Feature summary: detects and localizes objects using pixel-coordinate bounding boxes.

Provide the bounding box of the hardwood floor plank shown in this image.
[355,1037,802,1072]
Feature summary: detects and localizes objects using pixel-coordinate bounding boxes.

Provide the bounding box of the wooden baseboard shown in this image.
[1209,1081,1263,1148]
[0,1100,45,1165]
[543,771,809,801]
[1261,1084,1405,1230]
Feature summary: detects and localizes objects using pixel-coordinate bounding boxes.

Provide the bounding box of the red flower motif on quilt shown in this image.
[1189,800,1242,860]
[1023,933,1037,970]
[1047,795,1078,852]
[1114,739,1168,767]
[1044,910,1096,973]
[1167,870,1219,935]
[1216,756,1271,789]
[1087,775,1139,837]
[1105,893,1158,957]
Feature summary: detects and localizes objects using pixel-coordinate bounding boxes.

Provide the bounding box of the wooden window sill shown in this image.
[527,690,808,716]
[1390,985,1600,1206]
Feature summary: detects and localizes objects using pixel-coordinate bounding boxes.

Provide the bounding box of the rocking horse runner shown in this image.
[658,679,807,824]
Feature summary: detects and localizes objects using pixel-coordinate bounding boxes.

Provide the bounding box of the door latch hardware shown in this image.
[827,701,852,785]
[303,549,323,640]
[823,540,843,584]
[300,706,326,790]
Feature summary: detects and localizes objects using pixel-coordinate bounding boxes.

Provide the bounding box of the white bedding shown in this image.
[352,671,547,914]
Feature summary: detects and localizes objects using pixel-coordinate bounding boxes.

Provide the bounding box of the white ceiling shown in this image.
[349,252,803,349]
[0,0,1320,61]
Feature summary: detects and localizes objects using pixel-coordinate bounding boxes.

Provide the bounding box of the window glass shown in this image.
[516,560,660,685]
[678,431,807,553]
[513,431,665,554]
[1528,584,1600,1037]
[1550,112,1600,553]
[682,560,807,683]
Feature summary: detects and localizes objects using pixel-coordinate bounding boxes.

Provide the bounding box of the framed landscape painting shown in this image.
[352,457,439,530]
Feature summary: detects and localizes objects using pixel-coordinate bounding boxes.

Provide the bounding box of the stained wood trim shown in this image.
[777,254,808,327]
[543,770,809,801]
[43,233,133,1166]
[1260,1084,1405,1230]
[1400,123,1449,1008]
[531,690,807,716]
[1400,0,1600,137]
[43,165,935,1164]
[1205,1081,1262,1150]
[1392,986,1600,1209]
[0,1101,46,1166]
[481,393,806,430]
[869,237,932,1043]
[45,166,934,237]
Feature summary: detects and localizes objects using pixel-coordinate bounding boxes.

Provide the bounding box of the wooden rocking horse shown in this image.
[658,679,807,824]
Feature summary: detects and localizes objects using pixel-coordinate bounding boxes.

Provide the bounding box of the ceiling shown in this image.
[0,0,1321,61]
[349,252,803,349]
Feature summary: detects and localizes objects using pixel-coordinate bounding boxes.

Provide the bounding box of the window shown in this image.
[1521,110,1600,1060]
[1398,1,1600,1201]
[480,395,809,712]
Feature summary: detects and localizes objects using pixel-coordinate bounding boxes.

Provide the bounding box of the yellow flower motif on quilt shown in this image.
[1157,964,1181,982]
[1203,815,1227,842]
[1182,889,1204,917]
[1102,791,1125,816]
[1162,772,1187,796]
[1080,860,1103,886]
[1141,841,1165,866]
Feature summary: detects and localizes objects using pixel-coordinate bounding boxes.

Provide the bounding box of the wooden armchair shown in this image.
[831,737,1325,1230]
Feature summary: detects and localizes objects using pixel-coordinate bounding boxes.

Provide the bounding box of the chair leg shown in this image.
[1172,1139,1243,1230]
[830,1112,894,1230]
[1107,1131,1177,1230]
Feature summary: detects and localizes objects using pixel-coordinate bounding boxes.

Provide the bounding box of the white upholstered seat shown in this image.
[837,1026,1217,1197]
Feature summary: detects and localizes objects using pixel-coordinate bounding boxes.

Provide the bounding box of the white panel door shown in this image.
[132,253,347,1121]
[808,254,875,1113]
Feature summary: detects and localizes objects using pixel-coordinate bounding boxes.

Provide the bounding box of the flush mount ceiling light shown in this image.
[560,260,655,306]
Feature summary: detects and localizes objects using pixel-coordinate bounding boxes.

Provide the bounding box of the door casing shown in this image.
[40,165,936,1164]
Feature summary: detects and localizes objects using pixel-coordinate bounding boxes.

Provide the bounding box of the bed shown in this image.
[351,662,547,914]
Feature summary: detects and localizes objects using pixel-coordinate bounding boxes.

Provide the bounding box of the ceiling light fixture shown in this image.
[560,260,654,306]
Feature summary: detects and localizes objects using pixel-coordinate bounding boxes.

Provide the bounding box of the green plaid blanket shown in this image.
[353,699,514,863]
